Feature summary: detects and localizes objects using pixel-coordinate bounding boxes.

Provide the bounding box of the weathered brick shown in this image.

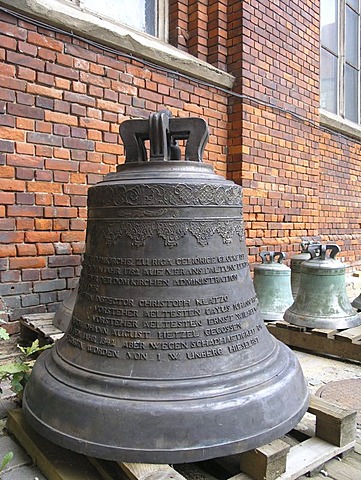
[27,182,62,193]
[63,137,95,150]
[7,205,44,218]
[44,110,78,126]
[27,31,63,52]
[39,269,56,281]
[17,244,38,256]
[33,278,67,292]
[58,266,75,278]
[63,91,96,106]
[45,158,79,171]
[48,254,81,267]
[46,62,79,80]
[22,294,40,307]
[1,179,25,191]
[25,231,60,242]
[1,268,21,282]
[7,103,44,120]
[44,207,78,218]
[0,126,25,141]
[36,244,55,256]
[22,269,40,281]
[0,244,16,257]
[39,292,58,304]
[7,51,45,72]
[27,132,63,146]
[0,140,14,153]
[15,192,35,205]
[10,257,46,269]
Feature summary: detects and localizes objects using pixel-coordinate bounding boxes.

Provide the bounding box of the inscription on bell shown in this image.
[68,251,262,362]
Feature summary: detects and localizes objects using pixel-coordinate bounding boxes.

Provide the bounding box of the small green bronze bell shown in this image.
[284,244,361,329]
[290,241,320,299]
[253,251,294,322]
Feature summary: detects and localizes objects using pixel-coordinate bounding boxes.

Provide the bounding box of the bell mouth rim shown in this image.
[22,374,309,464]
[29,335,306,404]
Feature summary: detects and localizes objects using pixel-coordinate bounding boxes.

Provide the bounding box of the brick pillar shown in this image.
[188,0,209,61]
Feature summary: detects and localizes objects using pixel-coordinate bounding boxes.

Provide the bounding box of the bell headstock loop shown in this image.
[308,243,340,260]
[119,109,209,164]
[260,251,286,264]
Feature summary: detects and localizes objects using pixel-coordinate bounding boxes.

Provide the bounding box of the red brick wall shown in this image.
[227,0,361,270]
[169,0,228,69]
[0,7,228,323]
[1,0,361,325]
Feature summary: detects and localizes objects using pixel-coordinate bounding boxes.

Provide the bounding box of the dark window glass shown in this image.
[346,6,359,66]
[345,64,359,121]
[82,0,157,36]
[347,0,359,13]
[321,0,339,53]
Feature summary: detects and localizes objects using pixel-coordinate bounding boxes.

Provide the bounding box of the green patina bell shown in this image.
[253,251,294,322]
[290,241,320,299]
[284,244,361,330]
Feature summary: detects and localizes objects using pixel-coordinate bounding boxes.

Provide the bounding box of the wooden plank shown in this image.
[320,455,361,480]
[6,409,102,480]
[238,439,290,480]
[334,324,361,343]
[308,396,357,447]
[310,328,337,338]
[21,313,55,322]
[276,437,355,480]
[273,321,305,332]
[89,457,128,480]
[226,474,252,480]
[120,462,187,480]
[175,462,220,479]
[267,323,361,362]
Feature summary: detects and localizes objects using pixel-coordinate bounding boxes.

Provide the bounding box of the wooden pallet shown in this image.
[267,321,361,362]
[6,396,357,480]
[20,313,62,346]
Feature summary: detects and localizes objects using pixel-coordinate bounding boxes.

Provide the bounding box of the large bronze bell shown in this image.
[23,111,309,464]
[284,244,361,329]
[53,280,78,332]
[253,252,294,321]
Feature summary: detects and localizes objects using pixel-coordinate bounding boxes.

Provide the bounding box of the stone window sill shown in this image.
[320,109,361,141]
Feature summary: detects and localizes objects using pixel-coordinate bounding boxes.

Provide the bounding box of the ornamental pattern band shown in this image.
[87,219,245,248]
[88,183,243,207]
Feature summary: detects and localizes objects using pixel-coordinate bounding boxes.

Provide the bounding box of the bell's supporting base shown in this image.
[284,309,361,330]
[23,340,309,464]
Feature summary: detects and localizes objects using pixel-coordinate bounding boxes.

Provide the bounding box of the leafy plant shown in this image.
[0,339,52,396]
[0,451,13,473]
[0,328,9,341]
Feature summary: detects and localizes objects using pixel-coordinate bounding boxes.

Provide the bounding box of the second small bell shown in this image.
[253,252,294,322]
[284,244,361,329]
[290,241,320,299]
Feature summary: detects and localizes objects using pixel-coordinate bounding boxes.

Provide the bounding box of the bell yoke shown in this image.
[23,110,309,464]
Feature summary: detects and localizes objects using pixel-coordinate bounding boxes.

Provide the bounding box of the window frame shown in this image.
[320,0,361,125]
[66,0,168,40]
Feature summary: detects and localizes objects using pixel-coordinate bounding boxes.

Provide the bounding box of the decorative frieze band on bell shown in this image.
[284,244,361,330]
[23,110,309,464]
